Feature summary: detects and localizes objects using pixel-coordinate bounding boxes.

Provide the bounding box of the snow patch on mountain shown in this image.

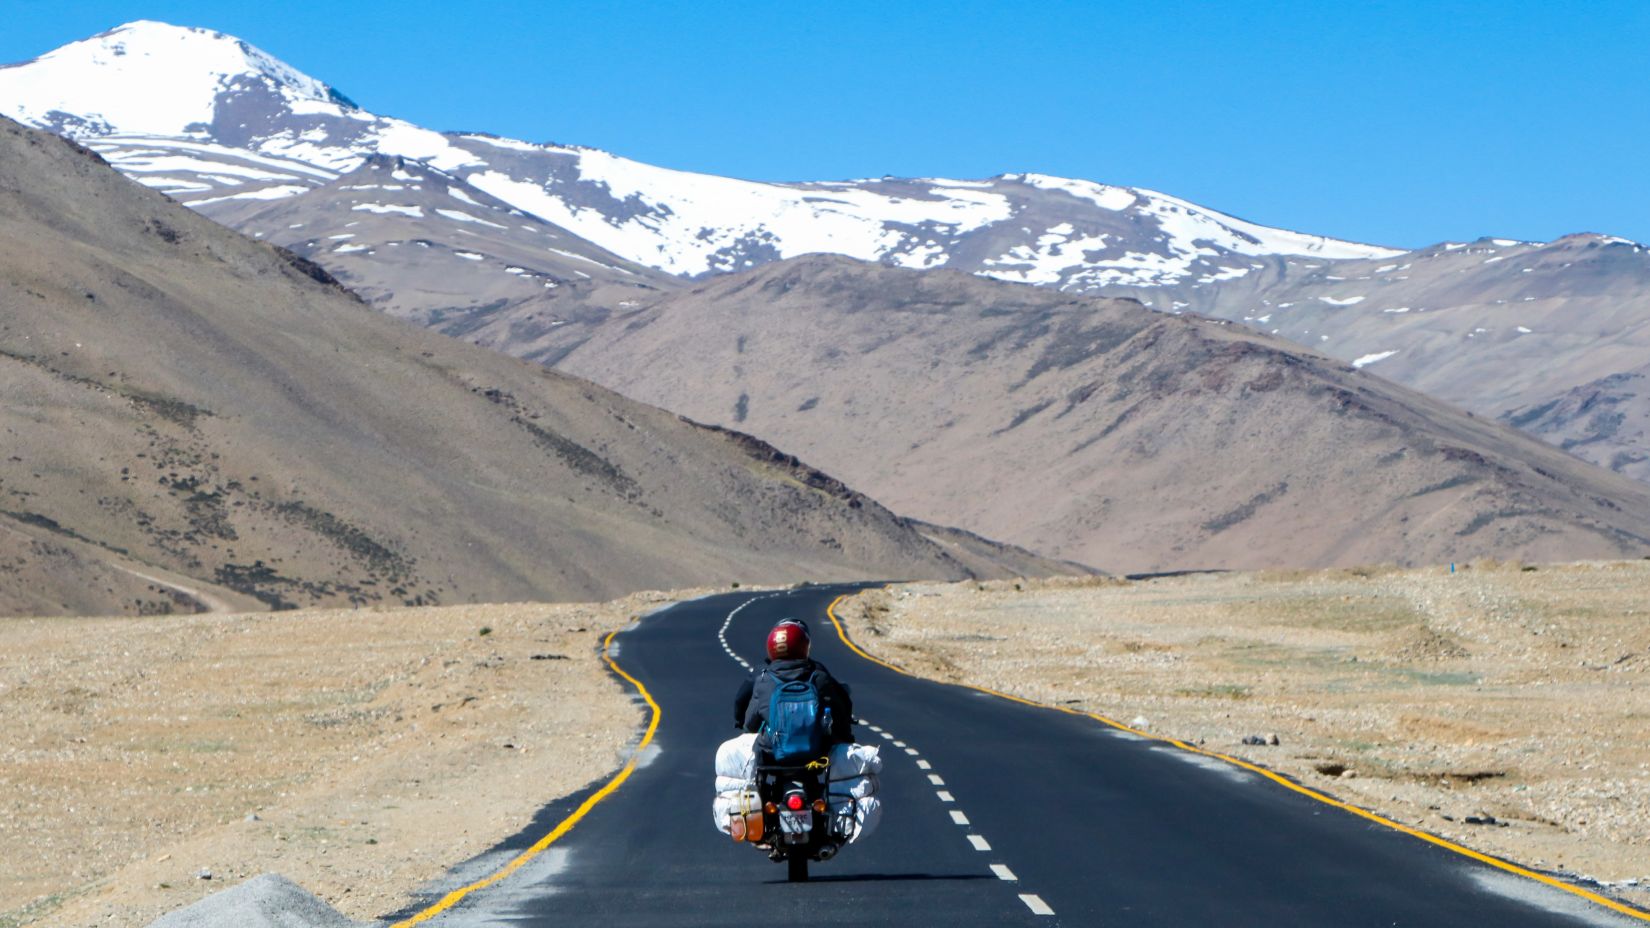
[983,223,1114,285]
[436,208,507,228]
[353,203,423,217]
[1139,191,1396,262]
[370,122,482,173]
[478,146,1021,276]
[88,137,340,179]
[192,184,312,205]
[1014,173,1137,211]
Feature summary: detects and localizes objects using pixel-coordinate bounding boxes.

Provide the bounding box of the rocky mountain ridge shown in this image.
[549,256,1650,571]
[7,21,1646,486]
[0,115,1062,617]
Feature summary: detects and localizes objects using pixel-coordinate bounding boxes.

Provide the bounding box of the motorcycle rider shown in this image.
[734,618,855,751]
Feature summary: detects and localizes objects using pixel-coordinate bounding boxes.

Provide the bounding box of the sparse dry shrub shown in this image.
[1035,574,1129,591]
[1256,563,1403,584]
[1255,567,1317,584]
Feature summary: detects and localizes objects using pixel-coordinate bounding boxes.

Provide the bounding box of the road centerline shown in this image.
[1019,894,1055,916]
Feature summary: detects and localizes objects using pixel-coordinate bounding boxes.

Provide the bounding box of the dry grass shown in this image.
[0,590,700,928]
[839,560,1650,909]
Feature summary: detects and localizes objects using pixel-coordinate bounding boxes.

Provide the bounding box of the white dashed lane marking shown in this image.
[718,593,782,672]
[715,595,1053,918]
[1020,894,1055,916]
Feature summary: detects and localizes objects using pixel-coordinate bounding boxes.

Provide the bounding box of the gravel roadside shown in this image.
[0,591,706,928]
[837,561,1650,911]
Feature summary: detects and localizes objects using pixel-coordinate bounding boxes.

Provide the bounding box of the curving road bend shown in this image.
[390,584,1649,927]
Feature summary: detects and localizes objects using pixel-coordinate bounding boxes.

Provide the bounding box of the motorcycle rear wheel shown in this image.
[787,854,809,883]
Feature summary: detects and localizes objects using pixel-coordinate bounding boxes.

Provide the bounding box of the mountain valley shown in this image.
[0,115,1058,617]
[7,21,1646,495]
[3,20,1649,587]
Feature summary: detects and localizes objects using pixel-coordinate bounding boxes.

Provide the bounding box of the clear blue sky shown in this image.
[3,1,1647,248]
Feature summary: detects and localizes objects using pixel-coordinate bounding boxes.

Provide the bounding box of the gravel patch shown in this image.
[145,873,362,928]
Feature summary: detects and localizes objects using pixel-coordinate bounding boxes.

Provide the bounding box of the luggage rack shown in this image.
[753,755,831,775]
[755,756,861,847]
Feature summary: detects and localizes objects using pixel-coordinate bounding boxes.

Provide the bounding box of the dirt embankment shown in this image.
[0,592,697,928]
[838,561,1650,910]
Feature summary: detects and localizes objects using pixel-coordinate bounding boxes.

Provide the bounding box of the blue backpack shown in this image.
[765,675,828,764]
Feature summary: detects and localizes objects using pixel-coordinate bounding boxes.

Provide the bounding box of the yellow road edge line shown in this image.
[825,592,1650,923]
[389,628,663,927]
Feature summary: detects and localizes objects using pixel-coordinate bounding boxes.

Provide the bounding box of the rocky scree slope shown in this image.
[551,256,1650,572]
[0,117,1053,617]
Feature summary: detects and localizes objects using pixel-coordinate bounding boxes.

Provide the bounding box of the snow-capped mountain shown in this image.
[7,21,1650,488]
[0,20,1399,290]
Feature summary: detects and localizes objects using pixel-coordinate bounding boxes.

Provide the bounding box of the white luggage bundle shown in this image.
[712,733,761,837]
[715,732,758,782]
[711,734,883,844]
[825,741,883,842]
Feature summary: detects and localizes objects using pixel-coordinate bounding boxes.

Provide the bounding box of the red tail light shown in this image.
[785,793,805,811]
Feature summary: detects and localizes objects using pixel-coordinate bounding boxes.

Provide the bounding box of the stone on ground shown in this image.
[145,873,364,928]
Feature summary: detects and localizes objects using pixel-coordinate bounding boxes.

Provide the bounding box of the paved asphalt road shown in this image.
[393,584,1646,927]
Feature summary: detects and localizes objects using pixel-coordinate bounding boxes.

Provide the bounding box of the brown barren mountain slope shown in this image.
[1173,235,1650,483]
[0,118,1058,617]
[552,256,1650,572]
[1506,362,1650,481]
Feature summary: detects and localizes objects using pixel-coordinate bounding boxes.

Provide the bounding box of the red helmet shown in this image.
[766,619,810,661]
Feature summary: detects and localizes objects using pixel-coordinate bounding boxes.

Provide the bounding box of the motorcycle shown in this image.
[716,736,881,882]
[746,758,854,882]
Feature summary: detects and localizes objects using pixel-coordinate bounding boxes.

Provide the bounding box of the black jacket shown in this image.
[733,658,855,746]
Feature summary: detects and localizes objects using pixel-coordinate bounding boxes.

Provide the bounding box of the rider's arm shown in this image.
[829,678,855,743]
[732,677,754,728]
[741,670,769,733]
